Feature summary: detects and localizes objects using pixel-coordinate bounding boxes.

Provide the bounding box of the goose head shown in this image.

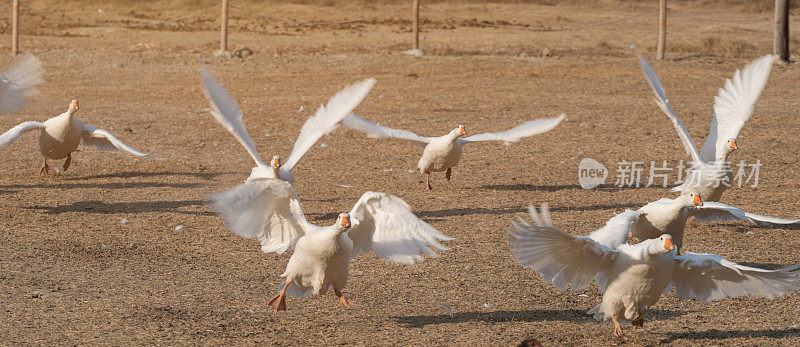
[335,213,352,232]
[725,138,739,155]
[449,125,467,139]
[647,234,675,254]
[270,156,282,169]
[683,192,703,207]
[67,100,79,116]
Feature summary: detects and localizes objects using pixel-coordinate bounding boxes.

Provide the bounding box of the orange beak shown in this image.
[70,100,79,110]
[693,194,703,206]
[458,126,466,135]
[272,157,281,167]
[341,215,350,228]
[729,140,738,150]
[664,238,675,251]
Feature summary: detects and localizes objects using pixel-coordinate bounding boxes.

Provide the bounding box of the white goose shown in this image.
[509,204,800,338]
[0,100,151,175]
[589,193,800,251]
[343,112,565,190]
[0,54,44,114]
[200,66,376,184]
[210,178,451,312]
[639,53,776,201]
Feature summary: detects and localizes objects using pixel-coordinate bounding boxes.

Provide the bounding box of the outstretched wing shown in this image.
[343,113,432,147]
[672,252,800,302]
[638,53,703,163]
[461,114,565,143]
[508,204,619,291]
[699,55,776,162]
[587,208,644,249]
[282,78,377,170]
[0,121,43,148]
[0,54,44,114]
[346,191,452,264]
[690,201,800,226]
[199,66,266,168]
[82,125,150,157]
[208,178,320,254]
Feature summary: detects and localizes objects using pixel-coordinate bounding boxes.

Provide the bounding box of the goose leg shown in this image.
[631,318,644,330]
[63,153,72,172]
[612,316,626,339]
[39,157,49,176]
[445,167,452,181]
[426,174,433,190]
[335,288,356,308]
[268,280,291,312]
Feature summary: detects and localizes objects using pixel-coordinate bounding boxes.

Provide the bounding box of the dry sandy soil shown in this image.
[1,0,799,345]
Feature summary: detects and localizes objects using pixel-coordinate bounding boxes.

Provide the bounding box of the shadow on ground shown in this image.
[395,309,688,328]
[655,328,800,343]
[24,199,212,216]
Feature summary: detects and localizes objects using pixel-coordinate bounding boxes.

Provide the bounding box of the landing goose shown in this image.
[639,53,776,201]
[508,204,800,338]
[210,178,451,311]
[0,100,151,175]
[343,112,565,190]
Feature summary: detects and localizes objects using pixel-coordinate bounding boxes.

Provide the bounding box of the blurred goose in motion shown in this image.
[200,66,376,184]
[589,193,800,251]
[210,178,451,312]
[0,53,44,114]
[639,53,776,201]
[508,204,800,339]
[343,112,565,190]
[0,100,151,175]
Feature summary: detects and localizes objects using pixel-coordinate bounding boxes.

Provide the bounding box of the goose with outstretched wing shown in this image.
[210,178,451,312]
[638,53,776,201]
[200,66,375,184]
[343,112,565,190]
[0,99,152,175]
[509,204,800,339]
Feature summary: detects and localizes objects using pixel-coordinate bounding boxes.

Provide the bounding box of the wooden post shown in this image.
[656,0,666,60]
[220,0,229,53]
[11,0,19,56]
[412,0,420,50]
[774,0,789,62]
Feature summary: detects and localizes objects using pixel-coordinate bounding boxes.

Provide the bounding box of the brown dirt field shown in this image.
[1,1,799,345]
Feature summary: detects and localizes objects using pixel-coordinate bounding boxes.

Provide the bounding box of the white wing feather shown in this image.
[199,66,267,168]
[638,53,703,163]
[343,112,432,146]
[507,204,619,291]
[0,54,44,114]
[0,121,43,147]
[699,55,776,162]
[690,201,800,226]
[346,191,452,264]
[461,114,565,143]
[208,178,320,254]
[282,78,376,170]
[588,208,644,249]
[82,125,149,157]
[672,252,800,302]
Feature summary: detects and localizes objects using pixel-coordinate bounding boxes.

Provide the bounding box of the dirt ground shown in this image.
[1,0,799,345]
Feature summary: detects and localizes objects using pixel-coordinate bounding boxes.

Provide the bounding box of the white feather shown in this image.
[0,121,43,147]
[460,114,565,143]
[0,54,44,114]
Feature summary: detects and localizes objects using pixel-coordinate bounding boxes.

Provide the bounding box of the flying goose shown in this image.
[589,193,800,251]
[210,178,451,312]
[343,112,565,190]
[0,100,151,175]
[200,66,375,184]
[508,204,800,338]
[639,53,776,201]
